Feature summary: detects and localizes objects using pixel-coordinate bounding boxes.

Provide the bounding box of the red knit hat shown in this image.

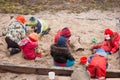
[61,27,71,38]
[104,28,113,36]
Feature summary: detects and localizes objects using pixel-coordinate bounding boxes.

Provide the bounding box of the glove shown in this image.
[109,51,113,55]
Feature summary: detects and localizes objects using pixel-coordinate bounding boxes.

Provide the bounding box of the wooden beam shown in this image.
[0,63,73,76]
[0,63,120,78]
[106,69,120,78]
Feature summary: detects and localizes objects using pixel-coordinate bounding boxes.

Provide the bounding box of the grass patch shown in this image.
[0,0,120,14]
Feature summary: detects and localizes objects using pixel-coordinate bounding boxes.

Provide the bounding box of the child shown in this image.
[50,35,75,67]
[87,48,108,80]
[26,17,50,36]
[19,33,41,60]
[4,15,26,55]
[91,28,120,54]
[54,27,82,51]
[54,27,71,44]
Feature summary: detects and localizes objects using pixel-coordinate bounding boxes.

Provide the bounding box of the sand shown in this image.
[0,72,119,80]
[0,9,120,80]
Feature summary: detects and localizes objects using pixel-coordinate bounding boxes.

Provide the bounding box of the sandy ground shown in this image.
[0,9,120,80]
[0,72,119,80]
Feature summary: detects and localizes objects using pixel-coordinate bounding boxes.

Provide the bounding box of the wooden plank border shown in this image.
[0,63,73,76]
[0,63,120,78]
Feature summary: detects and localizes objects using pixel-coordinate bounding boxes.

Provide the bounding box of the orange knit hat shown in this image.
[28,33,38,42]
[16,15,26,24]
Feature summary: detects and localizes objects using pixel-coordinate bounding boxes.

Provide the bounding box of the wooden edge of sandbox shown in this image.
[0,63,120,78]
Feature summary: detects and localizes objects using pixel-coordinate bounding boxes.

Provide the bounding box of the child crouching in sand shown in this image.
[50,35,75,67]
[87,48,108,80]
[19,33,41,60]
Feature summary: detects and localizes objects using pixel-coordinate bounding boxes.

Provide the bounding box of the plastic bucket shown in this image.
[48,71,55,79]
[80,56,87,65]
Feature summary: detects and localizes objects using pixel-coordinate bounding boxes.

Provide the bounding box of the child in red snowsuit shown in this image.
[19,33,41,60]
[87,48,108,80]
[91,28,120,54]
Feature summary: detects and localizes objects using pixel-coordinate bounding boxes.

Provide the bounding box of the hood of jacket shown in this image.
[18,38,31,47]
[51,44,70,54]
[61,27,71,38]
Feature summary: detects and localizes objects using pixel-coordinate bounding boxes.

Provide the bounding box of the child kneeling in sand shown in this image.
[87,48,108,80]
[50,35,75,67]
[19,33,41,60]
[26,17,51,37]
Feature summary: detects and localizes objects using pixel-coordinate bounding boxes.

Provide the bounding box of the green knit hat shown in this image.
[28,17,38,26]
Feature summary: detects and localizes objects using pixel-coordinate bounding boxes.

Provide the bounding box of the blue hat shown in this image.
[27,17,38,26]
[56,36,67,47]
[96,48,105,53]
[96,48,108,58]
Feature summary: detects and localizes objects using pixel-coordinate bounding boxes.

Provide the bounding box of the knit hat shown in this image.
[28,17,38,26]
[56,36,67,47]
[28,33,38,42]
[104,28,114,37]
[16,15,26,24]
[61,27,71,38]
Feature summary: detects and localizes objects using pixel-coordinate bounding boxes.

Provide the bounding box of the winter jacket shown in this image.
[19,38,37,60]
[50,44,75,63]
[34,19,48,34]
[87,54,107,78]
[92,32,120,54]
[88,48,108,69]
[5,21,26,43]
[54,27,71,43]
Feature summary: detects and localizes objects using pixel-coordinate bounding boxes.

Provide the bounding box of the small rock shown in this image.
[71,68,90,80]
